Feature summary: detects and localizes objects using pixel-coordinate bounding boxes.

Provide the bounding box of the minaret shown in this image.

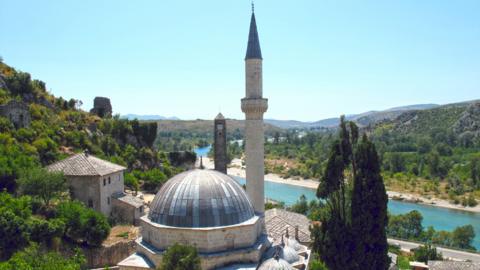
[241,6,268,215]
[214,113,227,174]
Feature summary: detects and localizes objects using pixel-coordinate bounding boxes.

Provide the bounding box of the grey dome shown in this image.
[258,257,294,270]
[285,237,301,251]
[148,169,255,228]
[280,246,299,264]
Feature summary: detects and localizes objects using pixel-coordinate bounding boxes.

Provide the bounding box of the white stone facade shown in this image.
[140,215,262,253]
[242,58,268,215]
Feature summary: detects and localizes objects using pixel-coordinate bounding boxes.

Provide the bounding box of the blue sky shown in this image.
[1,0,479,121]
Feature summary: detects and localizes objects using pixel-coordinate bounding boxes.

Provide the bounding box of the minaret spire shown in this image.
[242,5,268,215]
[245,3,262,60]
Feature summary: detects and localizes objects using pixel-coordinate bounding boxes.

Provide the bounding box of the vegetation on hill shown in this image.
[265,103,480,203]
[0,61,196,267]
[155,119,281,152]
[0,61,189,195]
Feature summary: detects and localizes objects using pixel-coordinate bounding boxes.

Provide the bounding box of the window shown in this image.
[88,199,93,208]
[108,177,111,184]
[103,179,106,186]
[107,197,110,205]
[139,206,143,213]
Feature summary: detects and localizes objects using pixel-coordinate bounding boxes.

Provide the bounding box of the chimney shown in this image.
[295,225,299,240]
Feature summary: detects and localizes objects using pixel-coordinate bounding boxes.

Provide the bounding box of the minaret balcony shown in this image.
[241,98,268,117]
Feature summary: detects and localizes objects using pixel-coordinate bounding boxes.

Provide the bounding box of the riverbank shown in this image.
[198,157,480,213]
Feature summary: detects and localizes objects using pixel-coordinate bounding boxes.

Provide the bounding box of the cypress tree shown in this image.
[351,134,389,269]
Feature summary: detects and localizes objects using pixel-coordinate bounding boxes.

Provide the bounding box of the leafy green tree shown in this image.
[386,152,406,173]
[18,167,67,208]
[451,225,476,250]
[309,258,329,270]
[387,210,423,240]
[0,193,32,259]
[0,244,85,270]
[4,71,33,95]
[0,133,38,192]
[82,210,111,247]
[56,201,110,247]
[471,156,480,188]
[290,194,308,215]
[28,217,65,245]
[159,243,201,270]
[351,135,389,269]
[412,244,442,264]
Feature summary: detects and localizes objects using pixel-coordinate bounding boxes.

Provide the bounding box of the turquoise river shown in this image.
[194,146,480,249]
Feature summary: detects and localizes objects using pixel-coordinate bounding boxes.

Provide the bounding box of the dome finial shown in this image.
[252,1,254,13]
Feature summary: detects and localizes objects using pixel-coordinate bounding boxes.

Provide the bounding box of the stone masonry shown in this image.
[214,113,228,174]
[90,96,112,118]
[241,12,268,215]
[0,100,31,128]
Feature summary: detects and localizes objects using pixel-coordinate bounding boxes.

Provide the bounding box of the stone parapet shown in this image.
[241,98,268,119]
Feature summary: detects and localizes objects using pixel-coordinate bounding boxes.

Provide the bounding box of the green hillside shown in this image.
[0,61,198,264]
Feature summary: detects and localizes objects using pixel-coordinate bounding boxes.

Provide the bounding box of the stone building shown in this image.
[90,96,112,118]
[48,152,143,222]
[214,113,228,174]
[0,100,31,128]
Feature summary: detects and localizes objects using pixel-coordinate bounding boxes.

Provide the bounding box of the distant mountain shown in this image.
[121,114,180,121]
[266,103,442,129]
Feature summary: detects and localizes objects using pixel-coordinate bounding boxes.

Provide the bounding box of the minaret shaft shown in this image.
[242,12,267,215]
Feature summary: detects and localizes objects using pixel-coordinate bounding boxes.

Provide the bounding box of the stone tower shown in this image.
[214,113,227,174]
[241,9,268,214]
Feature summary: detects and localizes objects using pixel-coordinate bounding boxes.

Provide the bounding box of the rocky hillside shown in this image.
[373,101,480,140]
[266,104,439,129]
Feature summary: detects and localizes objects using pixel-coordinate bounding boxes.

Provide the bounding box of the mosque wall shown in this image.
[140,216,261,253]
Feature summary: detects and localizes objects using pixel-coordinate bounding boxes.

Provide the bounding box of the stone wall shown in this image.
[112,197,143,225]
[99,171,124,216]
[140,215,262,253]
[0,100,31,128]
[84,240,136,268]
[68,175,101,212]
[90,96,112,118]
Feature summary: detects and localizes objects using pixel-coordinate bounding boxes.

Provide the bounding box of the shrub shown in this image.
[56,201,110,247]
[159,243,201,270]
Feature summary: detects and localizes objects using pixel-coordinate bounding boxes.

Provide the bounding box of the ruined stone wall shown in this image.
[90,96,112,118]
[84,240,136,268]
[0,100,31,128]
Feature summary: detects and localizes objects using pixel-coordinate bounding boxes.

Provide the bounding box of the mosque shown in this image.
[118,7,311,270]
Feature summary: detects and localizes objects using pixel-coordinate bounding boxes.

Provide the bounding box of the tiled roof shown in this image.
[113,193,144,208]
[265,209,312,244]
[47,153,125,176]
[428,261,480,270]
